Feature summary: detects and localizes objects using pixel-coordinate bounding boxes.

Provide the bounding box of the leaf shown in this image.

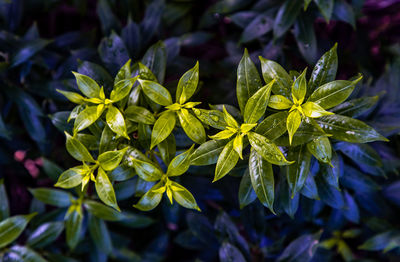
[277,232,321,262]
[292,69,307,104]
[359,231,397,251]
[114,59,132,84]
[26,221,64,248]
[303,103,333,119]
[249,149,275,213]
[74,106,101,133]
[106,105,129,139]
[308,77,362,109]
[190,139,228,166]
[98,147,128,171]
[315,115,388,143]
[286,145,312,198]
[11,39,50,67]
[133,182,164,211]
[238,169,257,209]
[0,179,9,220]
[336,142,382,166]
[66,210,83,250]
[5,245,47,262]
[240,14,273,43]
[236,49,262,113]
[273,0,303,39]
[219,242,246,262]
[176,61,199,104]
[98,32,130,75]
[131,158,163,182]
[55,166,87,188]
[167,145,195,176]
[192,108,227,130]
[170,181,200,211]
[331,95,379,117]
[78,60,113,91]
[140,0,164,45]
[333,0,356,29]
[111,78,136,102]
[307,136,332,164]
[214,140,239,182]
[248,132,293,165]
[0,213,36,248]
[260,57,293,98]
[151,110,176,149]
[29,188,72,207]
[125,105,156,125]
[84,200,126,221]
[72,72,101,98]
[294,15,317,64]
[315,0,334,22]
[255,111,288,140]
[244,81,273,124]
[233,134,244,159]
[56,89,85,104]
[315,175,345,209]
[268,95,293,110]
[122,17,141,58]
[222,105,239,128]
[157,133,176,166]
[177,108,206,144]
[340,166,380,193]
[65,132,95,162]
[308,43,338,95]
[287,110,302,145]
[141,41,167,83]
[139,79,172,106]
[88,214,113,255]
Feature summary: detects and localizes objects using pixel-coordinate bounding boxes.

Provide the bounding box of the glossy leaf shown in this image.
[55,166,86,188]
[139,79,172,106]
[236,49,262,113]
[315,115,388,143]
[106,105,129,139]
[244,81,273,124]
[238,169,257,209]
[98,147,128,171]
[307,136,332,164]
[111,78,136,102]
[95,168,120,211]
[287,110,302,145]
[65,132,95,162]
[256,111,288,140]
[193,108,227,130]
[88,214,113,254]
[273,0,303,39]
[331,95,379,117]
[72,72,101,98]
[74,106,101,133]
[0,213,36,248]
[57,89,85,104]
[315,0,334,22]
[177,61,199,104]
[191,139,228,166]
[134,182,164,211]
[151,110,176,149]
[286,145,312,198]
[178,108,206,144]
[292,69,307,104]
[302,102,334,118]
[260,56,293,98]
[131,159,163,182]
[308,44,338,95]
[167,145,195,176]
[214,140,239,182]
[141,41,167,84]
[308,77,362,109]
[157,133,176,166]
[248,132,293,165]
[125,105,156,125]
[84,200,126,221]
[249,149,275,213]
[5,245,47,262]
[336,142,382,167]
[170,181,200,211]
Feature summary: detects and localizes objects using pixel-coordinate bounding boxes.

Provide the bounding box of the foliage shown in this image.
[1,0,400,261]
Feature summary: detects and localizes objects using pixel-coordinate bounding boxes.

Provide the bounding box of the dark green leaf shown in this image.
[157,133,176,166]
[307,136,332,164]
[29,188,72,207]
[84,200,126,221]
[0,179,9,220]
[190,139,228,166]
[0,213,36,248]
[286,145,311,198]
[273,0,303,39]
[260,57,293,98]
[240,14,273,43]
[192,108,227,130]
[249,149,275,213]
[294,12,317,64]
[336,142,382,167]
[141,41,167,83]
[88,214,113,254]
[26,221,64,248]
[315,0,334,22]
[256,111,288,140]
[66,210,83,250]
[236,49,263,113]
[238,169,257,209]
[315,115,388,143]
[331,96,379,118]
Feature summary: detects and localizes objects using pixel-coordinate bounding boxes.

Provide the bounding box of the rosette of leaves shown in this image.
[136,61,206,148]
[130,145,200,211]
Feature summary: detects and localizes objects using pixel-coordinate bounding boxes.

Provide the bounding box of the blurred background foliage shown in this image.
[0,0,400,261]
